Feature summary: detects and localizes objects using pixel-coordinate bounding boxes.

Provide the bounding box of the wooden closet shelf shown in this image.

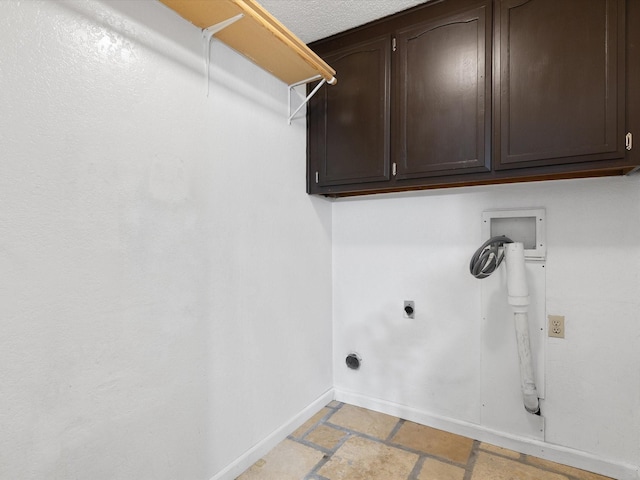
[158,0,337,86]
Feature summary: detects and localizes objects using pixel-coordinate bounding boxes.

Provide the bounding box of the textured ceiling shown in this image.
[258,0,430,43]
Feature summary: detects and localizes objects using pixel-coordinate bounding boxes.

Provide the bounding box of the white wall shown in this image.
[4,1,638,478]
[0,1,332,479]
[333,176,640,477]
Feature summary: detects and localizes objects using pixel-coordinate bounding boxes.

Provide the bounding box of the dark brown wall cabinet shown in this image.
[308,36,391,187]
[394,5,491,179]
[307,0,639,197]
[495,0,625,169]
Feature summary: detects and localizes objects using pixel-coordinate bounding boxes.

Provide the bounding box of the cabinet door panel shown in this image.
[495,0,625,169]
[308,36,391,188]
[394,5,491,178]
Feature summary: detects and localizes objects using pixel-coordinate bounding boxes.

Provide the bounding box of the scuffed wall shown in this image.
[332,177,640,476]
[0,1,332,478]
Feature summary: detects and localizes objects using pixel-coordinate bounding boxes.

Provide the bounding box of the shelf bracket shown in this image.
[203,13,244,97]
[199,12,334,123]
[288,76,326,125]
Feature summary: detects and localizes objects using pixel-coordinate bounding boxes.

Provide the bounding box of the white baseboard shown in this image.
[335,389,639,480]
[209,388,334,480]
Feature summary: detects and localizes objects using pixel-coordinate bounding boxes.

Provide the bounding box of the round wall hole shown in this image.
[346,353,361,370]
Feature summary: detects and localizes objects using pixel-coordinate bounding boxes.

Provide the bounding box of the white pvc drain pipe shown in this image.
[504,242,540,415]
[469,237,540,416]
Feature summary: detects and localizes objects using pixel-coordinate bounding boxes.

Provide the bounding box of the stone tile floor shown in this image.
[237,401,613,480]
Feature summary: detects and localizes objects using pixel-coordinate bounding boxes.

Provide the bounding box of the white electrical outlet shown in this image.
[548,315,565,338]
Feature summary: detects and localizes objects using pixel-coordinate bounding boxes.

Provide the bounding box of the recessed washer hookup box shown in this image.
[482,208,546,260]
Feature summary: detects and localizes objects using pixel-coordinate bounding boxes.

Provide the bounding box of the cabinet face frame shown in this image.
[307,35,392,190]
[393,3,493,179]
[493,0,626,170]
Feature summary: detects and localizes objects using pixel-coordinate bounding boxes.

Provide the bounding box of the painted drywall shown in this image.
[4,0,638,478]
[0,1,332,479]
[332,176,640,476]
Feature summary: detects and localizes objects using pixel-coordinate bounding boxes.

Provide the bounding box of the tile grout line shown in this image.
[407,455,427,480]
[385,418,425,480]
[294,438,335,456]
[463,440,481,480]
[308,404,599,480]
[305,432,354,478]
[288,402,343,444]
[294,403,431,479]
[316,418,475,471]
[521,453,590,480]
[297,403,356,479]
[242,402,616,480]
[304,474,330,480]
[386,417,406,442]
[306,418,475,478]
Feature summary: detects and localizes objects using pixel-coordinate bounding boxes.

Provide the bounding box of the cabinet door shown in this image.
[394,3,492,179]
[494,0,625,169]
[307,35,391,190]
